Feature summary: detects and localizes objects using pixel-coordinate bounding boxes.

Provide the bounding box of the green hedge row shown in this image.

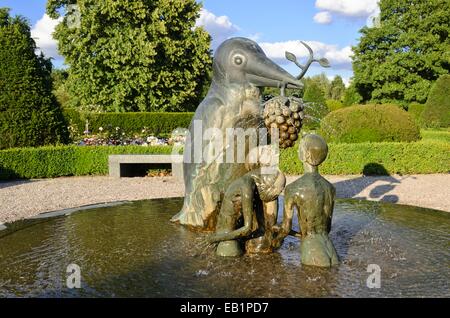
[1,141,449,180]
[280,141,450,175]
[421,129,450,143]
[0,145,174,179]
[63,109,194,135]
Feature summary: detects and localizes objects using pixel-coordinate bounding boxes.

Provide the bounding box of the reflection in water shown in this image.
[0,198,449,297]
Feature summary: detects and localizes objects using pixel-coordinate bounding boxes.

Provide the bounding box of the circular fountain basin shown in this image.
[0,197,448,297]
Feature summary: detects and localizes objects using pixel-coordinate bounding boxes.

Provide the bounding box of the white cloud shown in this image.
[314,11,332,24]
[315,0,379,18]
[196,9,239,49]
[31,14,62,60]
[342,77,351,87]
[366,5,381,28]
[259,40,353,70]
[248,33,262,42]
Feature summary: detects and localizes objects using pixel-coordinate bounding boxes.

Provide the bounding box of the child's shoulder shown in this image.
[285,175,310,191]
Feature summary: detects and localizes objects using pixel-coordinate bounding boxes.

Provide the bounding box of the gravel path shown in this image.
[0,174,449,224]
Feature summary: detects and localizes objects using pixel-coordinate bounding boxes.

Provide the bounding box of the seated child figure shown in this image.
[208,146,286,257]
[273,134,338,267]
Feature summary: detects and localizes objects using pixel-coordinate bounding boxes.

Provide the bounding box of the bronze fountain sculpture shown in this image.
[171,37,337,266]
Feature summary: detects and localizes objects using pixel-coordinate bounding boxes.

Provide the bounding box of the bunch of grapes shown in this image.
[263,96,305,148]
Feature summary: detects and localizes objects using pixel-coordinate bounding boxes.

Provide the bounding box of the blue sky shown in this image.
[0,0,380,84]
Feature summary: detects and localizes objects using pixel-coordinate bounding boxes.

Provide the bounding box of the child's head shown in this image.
[298,134,328,166]
[253,168,286,202]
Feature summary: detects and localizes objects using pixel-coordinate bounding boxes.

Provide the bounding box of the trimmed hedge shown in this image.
[280,141,450,175]
[0,145,174,179]
[63,109,194,135]
[1,141,449,180]
[421,129,450,143]
[421,74,450,128]
[319,104,421,143]
[408,102,425,126]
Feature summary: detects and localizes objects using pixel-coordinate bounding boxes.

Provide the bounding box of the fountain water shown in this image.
[0,198,448,297]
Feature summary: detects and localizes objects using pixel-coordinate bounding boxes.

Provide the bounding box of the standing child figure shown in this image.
[273,134,339,267]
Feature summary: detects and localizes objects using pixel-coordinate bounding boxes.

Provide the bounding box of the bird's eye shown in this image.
[234,55,244,65]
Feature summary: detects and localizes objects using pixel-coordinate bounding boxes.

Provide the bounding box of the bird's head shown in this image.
[212,37,302,90]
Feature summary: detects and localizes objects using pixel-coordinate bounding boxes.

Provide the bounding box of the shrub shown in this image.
[319,104,421,143]
[63,110,194,136]
[408,102,425,125]
[279,141,450,175]
[0,9,69,149]
[421,74,450,128]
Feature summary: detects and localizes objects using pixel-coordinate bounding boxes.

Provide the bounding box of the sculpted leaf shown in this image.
[317,58,330,68]
[285,51,297,63]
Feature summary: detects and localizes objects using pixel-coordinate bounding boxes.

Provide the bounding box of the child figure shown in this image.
[273,134,339,267]
[208,146,286,257]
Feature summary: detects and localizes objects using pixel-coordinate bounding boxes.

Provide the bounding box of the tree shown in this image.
[343,83,362,106]
[302,81,328,129]
[51,69,70,107]
[303,73,331,99]
[0,8,68,149]
[352,0,450,105]
[421,74,450,128]
[303,82,326,105]
[330,75,346,101]
[46,0,212,112]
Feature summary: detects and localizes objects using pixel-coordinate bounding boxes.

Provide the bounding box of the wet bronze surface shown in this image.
[0,197,448,297]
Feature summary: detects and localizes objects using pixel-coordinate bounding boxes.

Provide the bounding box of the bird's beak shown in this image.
[245,54,303,89]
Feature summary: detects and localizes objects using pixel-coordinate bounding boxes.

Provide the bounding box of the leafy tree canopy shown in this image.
[302,81,328,129]
[46,0,212,112]
[352,0,450,105]
[330,75,346,101]
[343,83,362,106]
[303,73,331,99]
[303,81,326,105]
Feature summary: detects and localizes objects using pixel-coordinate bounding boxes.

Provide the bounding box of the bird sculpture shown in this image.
[171,37,328,231]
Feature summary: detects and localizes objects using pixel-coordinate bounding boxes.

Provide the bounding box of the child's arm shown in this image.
[208,187,254,243]
[272,196,295,248]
